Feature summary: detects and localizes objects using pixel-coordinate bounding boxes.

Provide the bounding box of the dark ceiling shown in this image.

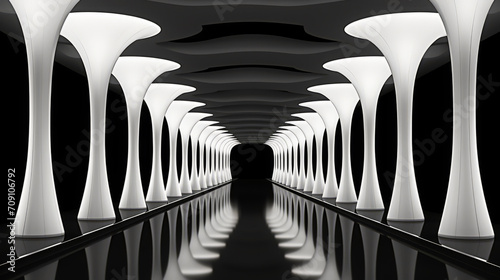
[1,0,499,143]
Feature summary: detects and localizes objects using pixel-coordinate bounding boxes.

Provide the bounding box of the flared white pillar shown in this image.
[281,127,303,189]
[216,138,233,184]
[429,0,495,239]
[308,84,359,203]
[219,140,232,183]
[300,101,340,198]
[198,126,224,189]
[345,12,446,220]
[203,131,220,187]
[323,57,391,209]
[112,57,180,209]
[144,84,196,202]
[270,142,283,183]
[223,142,238,181]
[209,133,230,186]
[188,121,218,191]
[165,101,205,197]
[276,132,294,187]
[286,121,314,190]
[11,0,80,237]
[61,12,161,220]
[293,113,326,194]
[178,113,212,194]
[271,136,289,185]
[267,142,280,182]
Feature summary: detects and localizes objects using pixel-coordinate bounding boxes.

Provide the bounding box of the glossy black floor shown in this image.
[3,179,500,280]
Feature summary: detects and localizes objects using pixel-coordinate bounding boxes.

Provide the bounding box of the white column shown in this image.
[345,13,446,220]
[198,126,223,189]
[277,132,294,187]
[323,56,391,209]
[429,0,495,239]
[286,121,314,190]
[281,127,303,189]
[299,101,340,198]
[178,113,211,194]
[112,57,180,209]
[294,113,327,195]
[12,0,79,237]
[61,12,162,220]
[307,84,359,203]
[209,133,229,186]
[144,84,196,202]
[165,101,205,197]
[188,121,218,191]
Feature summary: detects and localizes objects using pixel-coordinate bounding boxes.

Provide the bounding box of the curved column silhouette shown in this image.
[196,196,226,248]
[429,0,495,239]
[285,200,315,260]
[388,221,424,280]
[318,210,340,280]
[269,191,293,233]
[15,236,64,280]
[286,121,314,190]
[112,57,180,209]
[439,237,493,280]
[211,135,232,185]
[282,126,306,189]
[119,209,146,280]
[345,12,446,220]
[198,126,224,189]
[275,195,299,240]
[267,142,282,182]
[216,138,234,184]
[222,141,238,182]
[300,101,340,198]
[308,84,359,203]
[144,84,195,202]
[323,57,392,209]
[165,101,205,198]
[268,137,284,184]
[205,130,228,187]
[178,203,212,276]
[267,187,286,225]
[275,132,294,187]
[357,210,384,279]
[11,0,79,237]
[292,205,326,277]
[189,121,218,190]
[207,134,227,186]
[178,113,212,194]
[337,203,356,280]
[164,207,187,280]
[279,195,307,249]
[293,113,327,194]
[280,130,300,188]
[60,12,161,220]
[78,220,115,280]
[188,199,220,260]
[146,201,167,280]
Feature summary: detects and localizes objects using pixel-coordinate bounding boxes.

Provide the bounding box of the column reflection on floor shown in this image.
[265,183,495,280]
[11,184,239,280]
